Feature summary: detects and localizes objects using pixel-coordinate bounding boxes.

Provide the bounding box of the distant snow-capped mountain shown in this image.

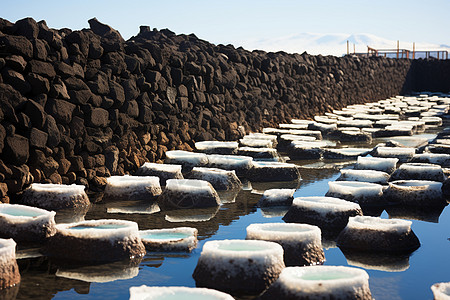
[237,33,450,57]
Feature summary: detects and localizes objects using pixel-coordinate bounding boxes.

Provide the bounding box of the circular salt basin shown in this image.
[129,286,234,300]
[323,148,372,159]
[246,223,324,266]
[0,238,20,290]
[239,138,274,148]
[431,282,450,300]
[195,141,239,155]
[236,146,280,160]
[259,266,371,300]
[45,219,145,262]
[21,183,89,210]
[187,167,241,191]
[104,175,162,201]
[325,181,384,206]
[411,153,450,167]
[283,196,362,236]
[206,154,254,177]
[164,150,208,171]
[193,239,285,294]
[373,147,416,163]
[337,169,390,184]
[246,161,301,182]
[257,188,296,207]
[0,204,56,242]
[384,180,444,207]
[139,227,197,252]
[389,163,445,182]
[135,162,183,185]
[157,179,221,210]
[354,156,399,174]
[337,216,420,253]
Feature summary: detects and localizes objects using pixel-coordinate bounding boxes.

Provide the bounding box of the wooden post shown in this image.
[353,43,356,54]
[413,42,415,59]
[397,40,399,59]
[347,40,349,55]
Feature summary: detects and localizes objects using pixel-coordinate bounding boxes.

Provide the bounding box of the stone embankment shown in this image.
[0,16,440,201]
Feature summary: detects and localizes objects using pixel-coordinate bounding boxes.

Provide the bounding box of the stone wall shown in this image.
[0,17,438,201]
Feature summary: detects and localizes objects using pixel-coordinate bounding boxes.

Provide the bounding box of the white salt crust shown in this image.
[246,223,321,245]
[252,161,298,169]
[245,133,278,142]
[0,238,16,265]
[292,197,361,215]
[375,147,416,158]
[381,136,429,148]
[206,154,254,171]
[165,150,208,165]
[394,163,444,180]
[328,181,383,198]
[280,134,317,142]
[138,162,182,173]
[279,123,310,130]
[129,286,234,300]
[105,175,162,198]
[347,216,412,234]
[0,204,56,225]
[139,227,197,251]
[271,266,370,295]
[198,239,284,277]
[290,140,328,149]
[338,169,390,184]
[286,130,322,139]
[355,156,399,173]
[314,116,337,124]
[237,146,278,155]
[239,138,274,148]
[29,183,86,196]
[261,189,296,203]
[165,179,217,194]
[55,219,140,243]
[337,119,373,128]
[189,167,240,189]
[412,153,450,166]
[431,282,450,300]
[388,180,443,194]
[195,141,239,151]
[324,148,372,157]
[291,119,315,125]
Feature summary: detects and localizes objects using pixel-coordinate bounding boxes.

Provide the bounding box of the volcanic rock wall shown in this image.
[0,17,427,201]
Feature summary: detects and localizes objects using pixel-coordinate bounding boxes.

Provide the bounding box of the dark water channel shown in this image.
[7,125,450,300]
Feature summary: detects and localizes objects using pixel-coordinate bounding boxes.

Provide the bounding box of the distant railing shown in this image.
[346,40,449,60]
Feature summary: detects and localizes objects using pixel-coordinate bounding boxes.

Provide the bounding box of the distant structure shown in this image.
[347,40,448,59]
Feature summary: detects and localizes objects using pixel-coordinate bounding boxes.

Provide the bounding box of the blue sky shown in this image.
[2,0,450,53]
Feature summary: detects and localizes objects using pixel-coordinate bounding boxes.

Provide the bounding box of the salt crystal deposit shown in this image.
[431,282,450,300]
[257,188,296,207]
[0,204,56,242]
[337,169,390,184]
[195,141,239,155]
[45,219,146,262]
[0,238,20,290]
[164,150,208,171]
[135,162,183,185]
[283,196,362,236]
[327,129,372,143]
[206,154,254,177]
[129,286,234,300]
[411,153,450,167]
[337,216,420,253]
[157,179,221,209]
[186,167,241,190]
[389,163,445,182]
[373,146,416,162]
[384,180,445,207]
[246,223,324,266]
[139,227,197,252]
[325,181,384,206]
[21,183,89,210]
[246,161,301,182]
[322,148,372,159]
[104,175,162,201]
[354,156,399,174]
[259,266,372,300]
[193,239,285,294]
[239,138,274,148]
[236,146,280,161]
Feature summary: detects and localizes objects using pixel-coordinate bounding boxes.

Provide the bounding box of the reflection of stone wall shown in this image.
[0,17,437,200]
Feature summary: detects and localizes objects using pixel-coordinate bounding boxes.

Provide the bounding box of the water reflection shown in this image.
[260,206,289,218]
[341,250,411,272]
[385,204,447,223]
[0,285,19,300]
[54,205,90,224]
[55,257,143,283]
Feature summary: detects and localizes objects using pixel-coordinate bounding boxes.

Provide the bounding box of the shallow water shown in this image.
[7,124,450,300]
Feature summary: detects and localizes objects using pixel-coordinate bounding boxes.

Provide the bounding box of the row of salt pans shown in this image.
[163,150,301,182]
